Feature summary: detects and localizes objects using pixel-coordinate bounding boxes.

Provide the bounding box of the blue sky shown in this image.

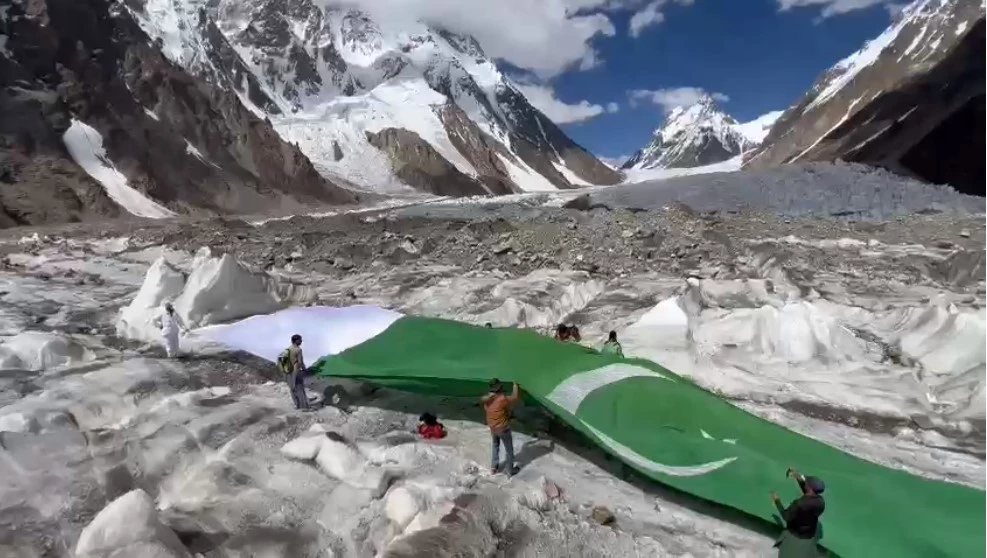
[354,0,900,161]
[536,1,898,160]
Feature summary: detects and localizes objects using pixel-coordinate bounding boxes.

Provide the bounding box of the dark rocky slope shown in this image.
[746,0,984,196]
[0,0,355,229]
[828,20,984,196]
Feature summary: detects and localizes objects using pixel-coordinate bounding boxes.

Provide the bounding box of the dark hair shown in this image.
[569,325,581,340]
[608,330,617,341]
[484,322,493,328]
[419,412,439,426]
[291,334,302,344]
[556,323,569,335]
[489,378,504,392]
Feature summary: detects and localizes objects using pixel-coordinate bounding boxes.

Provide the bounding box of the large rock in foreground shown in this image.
[75,490,190,558]
[0,332,95,372]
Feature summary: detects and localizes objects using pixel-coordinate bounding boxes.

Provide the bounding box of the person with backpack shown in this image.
[278,334,310,411]
[481,379,521,476]
[601,330,623,357]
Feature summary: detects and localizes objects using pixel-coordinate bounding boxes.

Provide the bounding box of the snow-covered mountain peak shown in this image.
[623,97,753,171]
[658,98,741,143]
[126,0,620,195]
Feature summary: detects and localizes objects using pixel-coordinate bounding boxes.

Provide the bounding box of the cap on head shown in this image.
[608,330,617,341]
[164,302,174,312]
[805,476,825,494]
[489,378,504,393]
[291,334,302,345]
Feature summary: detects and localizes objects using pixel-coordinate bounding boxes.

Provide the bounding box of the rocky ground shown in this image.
[6,191,982,287]
[5,190,985,425]
[1,186,984,557]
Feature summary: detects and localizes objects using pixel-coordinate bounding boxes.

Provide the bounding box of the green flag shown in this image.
[200,306,986,557]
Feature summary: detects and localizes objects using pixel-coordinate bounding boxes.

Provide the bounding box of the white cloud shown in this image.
[775,0,892,18]
[515,83,617,124]
[628,87,729,112]
[629,2,665,37]
[330,1,694,77]
[628,0,694,38]
[884,2,908,18]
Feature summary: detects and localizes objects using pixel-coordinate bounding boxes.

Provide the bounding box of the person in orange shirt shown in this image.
[481,378,521,476]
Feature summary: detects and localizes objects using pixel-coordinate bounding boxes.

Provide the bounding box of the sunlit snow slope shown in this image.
[62,120,175,219]
[731,111,784,145]
[128,0,619,194]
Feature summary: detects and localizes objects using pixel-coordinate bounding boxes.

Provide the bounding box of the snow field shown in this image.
[732,110,784,144]
[62,119,175,219]
[622,155,743,183]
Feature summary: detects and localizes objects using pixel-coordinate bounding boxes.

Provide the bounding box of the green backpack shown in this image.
[277,348,292,374]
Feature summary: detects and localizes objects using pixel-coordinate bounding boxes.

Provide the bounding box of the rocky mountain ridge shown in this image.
[126,0,621,195]
[0,0,357,229]
[745,0,984,196]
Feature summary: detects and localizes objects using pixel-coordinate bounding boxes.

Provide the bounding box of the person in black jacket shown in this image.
[771,468,825,557]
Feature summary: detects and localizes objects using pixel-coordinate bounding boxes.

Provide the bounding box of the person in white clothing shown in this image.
[153,302,188,358]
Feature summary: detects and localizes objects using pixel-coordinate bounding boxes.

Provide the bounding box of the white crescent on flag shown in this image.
[546,364,738,477]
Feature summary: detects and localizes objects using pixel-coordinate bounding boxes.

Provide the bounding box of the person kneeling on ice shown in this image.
[568,325,582,343]
[771,468,826,558]
[277,334,311,411]
[417,412,447,440]
[153,302,187,358]
[554,323,570,341]
[481,379,521,476]
[601,330,623,357]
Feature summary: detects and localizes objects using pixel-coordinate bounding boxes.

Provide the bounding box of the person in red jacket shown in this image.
[418,412,447,440]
